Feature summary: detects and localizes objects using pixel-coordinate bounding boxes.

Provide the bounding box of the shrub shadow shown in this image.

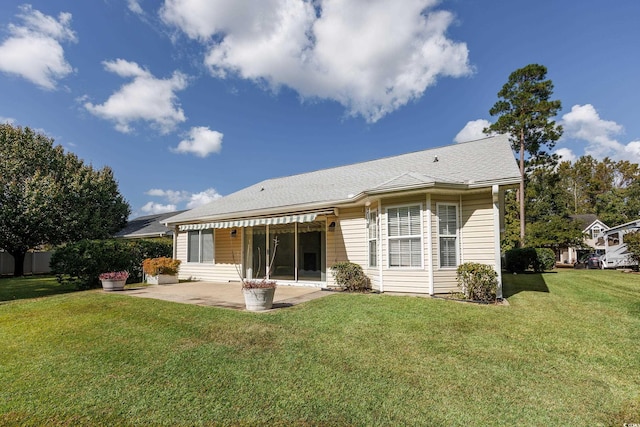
[502,272,551,299]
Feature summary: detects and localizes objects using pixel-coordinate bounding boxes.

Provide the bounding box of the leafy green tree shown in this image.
[526,216,585,252]
[625,231,640,266]
[486,64,563,245]
[0,124,130,276]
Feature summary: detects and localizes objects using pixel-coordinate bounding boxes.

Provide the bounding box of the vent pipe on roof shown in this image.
[433,155,439,162]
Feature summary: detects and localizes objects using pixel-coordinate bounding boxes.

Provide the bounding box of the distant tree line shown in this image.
[502,155,640,252]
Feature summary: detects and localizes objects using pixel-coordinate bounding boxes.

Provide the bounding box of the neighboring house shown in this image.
[115,211,186,239]
[602,218,640,269]
[164,135,520,296]
[557,214,609,265]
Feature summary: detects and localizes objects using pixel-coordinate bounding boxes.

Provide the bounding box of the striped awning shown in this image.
[178,213,320,231]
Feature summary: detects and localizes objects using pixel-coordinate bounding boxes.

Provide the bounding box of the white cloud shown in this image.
[161,0,472,123]
[141,201,177,214]
[145,188,191,204]
[454,119,492,143]
[0,116,16,124]
[145,187,222,210]
[172,126,223,157]
[128,0,144,15]
[186,189,222,208]
[555,147,577,163]
[561,104,639,163]
[0,5,76,90]
[84,59,188,134]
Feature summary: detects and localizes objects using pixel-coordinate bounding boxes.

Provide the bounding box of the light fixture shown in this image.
[328,221,336,232]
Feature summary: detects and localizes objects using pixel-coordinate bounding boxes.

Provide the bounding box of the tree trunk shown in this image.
[9,249,26,277]
[519,131,526,247]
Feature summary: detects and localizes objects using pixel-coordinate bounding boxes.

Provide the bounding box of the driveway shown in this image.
[118,281,333,310]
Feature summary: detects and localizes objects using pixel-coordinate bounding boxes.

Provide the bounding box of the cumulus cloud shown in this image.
[555,147,577,163]
[160,0,472,122]
[453,119,492,143]
[84,59,188,133]
[171,126,223,157]
[141,201,177,214]
[0,5,76,90]
[561,104,640,163]
[145,187,222,210]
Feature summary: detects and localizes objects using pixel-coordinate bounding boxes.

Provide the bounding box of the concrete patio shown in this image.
[117,281,334,311]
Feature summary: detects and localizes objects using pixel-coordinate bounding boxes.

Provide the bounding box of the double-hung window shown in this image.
[367,209,378,267]
[387,205,422,268]
[438,204,458,268]
[187,229,214,263]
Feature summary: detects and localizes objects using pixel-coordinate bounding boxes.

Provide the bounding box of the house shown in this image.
[164,135,520,296]
[115,210,186,239]
[557,214,609,265]
[602,218,640,269]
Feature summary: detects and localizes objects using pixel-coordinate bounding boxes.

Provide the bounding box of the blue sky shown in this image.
[1,1,639,218]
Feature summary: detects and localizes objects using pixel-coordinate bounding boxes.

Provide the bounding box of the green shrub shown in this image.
[535,248,556,271]
[505,247,555,273]
[330,262,371,292]
[456,262,498,302]
[51,239,172,289]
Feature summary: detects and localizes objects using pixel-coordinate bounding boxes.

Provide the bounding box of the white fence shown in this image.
[0,251,52,275]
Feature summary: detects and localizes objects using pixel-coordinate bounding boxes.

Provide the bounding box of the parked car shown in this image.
[583,253,604,269]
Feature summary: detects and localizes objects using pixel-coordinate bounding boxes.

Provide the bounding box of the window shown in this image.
[367,209,378,267]
[387,205,422,268]
[187,229,214,263]
[438,204,458,268]
[608,232,620,247]
[591,225,602,239]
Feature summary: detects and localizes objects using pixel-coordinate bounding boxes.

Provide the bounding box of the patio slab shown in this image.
[117,281,333,311]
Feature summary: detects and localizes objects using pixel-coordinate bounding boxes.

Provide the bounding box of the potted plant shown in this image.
[99,271,129,291]
[143,257,181,285]
[241,278,277,311]
[234,238,278,311]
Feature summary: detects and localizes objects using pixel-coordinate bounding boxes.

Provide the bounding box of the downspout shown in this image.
[172,226,178,259]
[426,194,434,295]
[459,194,464,264]
[378,198,384,293]
[492,185,503,299]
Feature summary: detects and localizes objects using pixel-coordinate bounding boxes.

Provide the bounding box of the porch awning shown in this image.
[178,212,321,231]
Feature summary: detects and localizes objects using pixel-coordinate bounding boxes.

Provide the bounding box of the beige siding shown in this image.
[326,208,366,287]
[461,192,496,266]
[176,229,242,282]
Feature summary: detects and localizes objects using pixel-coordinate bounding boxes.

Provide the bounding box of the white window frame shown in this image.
[386,204,423,269]
[367,209,378,268]
[187,229,214,263]
[591,225,602,239]
[437,203,459,269]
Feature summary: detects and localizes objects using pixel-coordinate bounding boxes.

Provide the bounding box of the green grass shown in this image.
[0,275,77,302]
[1,270,639,426]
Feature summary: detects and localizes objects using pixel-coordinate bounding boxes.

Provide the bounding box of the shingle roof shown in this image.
[115,210,187,238]
[165,135,520,225]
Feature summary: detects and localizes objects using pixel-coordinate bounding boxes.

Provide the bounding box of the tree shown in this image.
[485,64,563,246]
[0,124,130,276]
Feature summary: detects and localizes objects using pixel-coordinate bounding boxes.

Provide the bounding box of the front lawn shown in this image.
[0,269,638,426]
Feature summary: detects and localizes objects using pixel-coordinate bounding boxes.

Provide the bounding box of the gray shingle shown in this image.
[165,135,519,224]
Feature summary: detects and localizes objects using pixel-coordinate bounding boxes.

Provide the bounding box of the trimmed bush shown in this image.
[330,262,371,292]
[51,239,172,289]
[505,247,555,273]
[535,248,556,271]
[456,262,498,302]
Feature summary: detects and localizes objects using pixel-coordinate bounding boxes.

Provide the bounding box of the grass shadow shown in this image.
[0,275,77,302]
[502,272,551,299]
